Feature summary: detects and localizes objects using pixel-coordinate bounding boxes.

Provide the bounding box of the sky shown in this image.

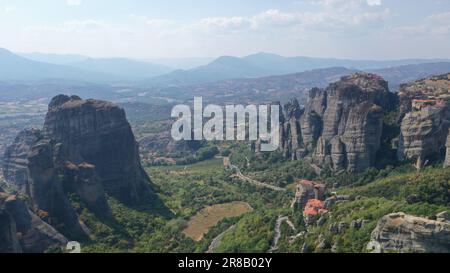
[0,0,449,59]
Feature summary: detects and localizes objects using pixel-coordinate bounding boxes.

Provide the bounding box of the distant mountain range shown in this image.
[369,62,450,90]
[16,52,89,65]
[151,63,450,105]
[144,52,450,86]
[17,51,173,81]
[3,48,450,87]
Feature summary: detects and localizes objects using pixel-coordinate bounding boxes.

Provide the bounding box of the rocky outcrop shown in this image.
[2,94,153,252]
[367,212,450,253]
[63,162,110,217]
[445,131,450,168]
[3,131,87,237]
[398,106,450,168]
[281,99,304,160]
[397,73,450,168]
[281,73,397,172]
[0,202,22,253]
[26,138,88,236]
[43,95,152,204]
[0,193,68,253]
[3,129,42,194]
[398,73,450,118]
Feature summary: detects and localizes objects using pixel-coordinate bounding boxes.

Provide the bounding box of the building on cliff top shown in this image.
[303,199,328,225]
[303,199,328,216]
[412,98,449,110]
[291,180,326,209]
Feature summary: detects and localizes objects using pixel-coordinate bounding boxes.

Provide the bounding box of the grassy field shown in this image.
[182,201,253,241]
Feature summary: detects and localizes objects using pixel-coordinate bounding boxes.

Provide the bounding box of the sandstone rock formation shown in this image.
[281,73,397,172]
[398,106,450,168]
[398,73,450,118]
[446,132,450,168]
[43,95,152,204]
[367,212,450,253]
[0,192,68,253]
[2,95,153,252]
[0,201,22,253]
[397,73,450,168]
[3,129,42,194]
[281,99,304,160]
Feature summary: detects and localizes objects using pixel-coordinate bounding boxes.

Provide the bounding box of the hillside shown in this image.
[371,62,450,91]
[280,166,450,253]
[144,53,450,87]
[68,58,173,80]
[0,48,111,82]
[153,67,357,104]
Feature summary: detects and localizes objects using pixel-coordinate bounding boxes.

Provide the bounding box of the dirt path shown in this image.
[230,164,286,192]
[206,225,236,253]
[269,216,296,253]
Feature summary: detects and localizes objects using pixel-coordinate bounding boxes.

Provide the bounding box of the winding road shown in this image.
[269,216,296,253]
[229,164,286,192]
[206,225,236,253]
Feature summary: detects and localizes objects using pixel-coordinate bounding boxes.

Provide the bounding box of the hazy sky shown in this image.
[1,0,449,59]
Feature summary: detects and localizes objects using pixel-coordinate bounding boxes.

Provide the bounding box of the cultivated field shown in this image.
[182,201,253,241]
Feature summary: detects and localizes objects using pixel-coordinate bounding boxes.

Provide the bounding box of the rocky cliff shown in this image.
[368,212,450,253]
[3,129,87,237]
[44,96,150,203]
[43,95,151,204]
[2,94,153,252]
[3,129,42,194]
[445,132,450,168]
[0,192,68,253]
[281,73,397,172]
[397,73,450,168]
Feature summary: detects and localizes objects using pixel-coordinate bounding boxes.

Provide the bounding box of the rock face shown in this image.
[281,73,397,172]
[281,99,304,160]
[0,203,22,253]
[368,212,450,253]
[446,132,450,168]
[0,193,68,253]
[2,95,153,252]
[26,138,88,236]
[43,95,151,204]
[398,73,450,118]
[3,129,42,194]
[397,73,450,168]
[398,106,450,168]
[3,130,86,236]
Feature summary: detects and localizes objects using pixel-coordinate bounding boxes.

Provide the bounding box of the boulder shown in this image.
[436,211,450,222]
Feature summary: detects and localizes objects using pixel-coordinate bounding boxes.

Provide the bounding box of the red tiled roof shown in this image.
[303,199,328,216]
